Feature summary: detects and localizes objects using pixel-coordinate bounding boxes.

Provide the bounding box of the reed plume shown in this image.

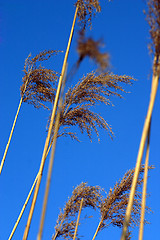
[75,0,101,29]
[49,71,133,142]
[21,50,60,110]
[0,50,60,174]
[52,182,102,240]
[76,30,109,71]
[52,166,152,240]
[95,166,151,235]
[146,0,160,59]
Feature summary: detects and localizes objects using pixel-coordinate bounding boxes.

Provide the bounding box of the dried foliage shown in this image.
[146,0,160,57]
[77,30,109,70]
[52,166,152,240]
[97,165,153,239]
[75,0,101,29]
[21,50,61,109]
[51,71,133,141]
[146,0,160,76]
[52,183,102,240]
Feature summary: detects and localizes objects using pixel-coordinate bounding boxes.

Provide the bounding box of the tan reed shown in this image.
[37,65,68,240]
[73,198,84,240]
[8,172,39,240]
[22,5,79,240]
[138,122,151,240]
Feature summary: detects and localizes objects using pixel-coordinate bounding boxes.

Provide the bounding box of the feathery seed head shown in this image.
[21,50,61,109]
[75,0,101,29]
[77,30,110,70]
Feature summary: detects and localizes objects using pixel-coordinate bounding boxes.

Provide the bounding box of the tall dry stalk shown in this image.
[8,137,55,240]
[22,5,79,240]
[0,50,59,175]
[8,173,39,240]
[37,65,68,240]
[23,2,105,238]
[121,0,160,238]
[121,55,159,240]
[0,98,23,175]
[73,198,84,240]
[0,61,32,175]
[138,123,151,240]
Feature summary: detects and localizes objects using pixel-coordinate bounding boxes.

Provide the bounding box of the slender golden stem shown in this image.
[22,6,79,240]
[0,68,31,175]
[8,142,52,240]
[92,218,103,240]
[37,65,67,240]
[121,56,159,240]
[8,173,39,240]
[51,217,65,240]
[73,198,84,240]
[138,123,151,240]
[0,98,23,174]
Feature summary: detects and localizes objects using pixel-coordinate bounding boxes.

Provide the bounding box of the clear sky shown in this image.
[0,0,160,240]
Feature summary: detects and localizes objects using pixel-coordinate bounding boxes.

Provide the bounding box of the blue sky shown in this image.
[0,0,160,240]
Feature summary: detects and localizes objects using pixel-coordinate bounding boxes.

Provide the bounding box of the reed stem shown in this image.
[92,218,103,240]
[73,198,84,240]
[121,56,159,240]
[8,173,39,240]
[37,65,67,240]
[138,122,151,240]
[0,98,23,174]
[22,6,79,240]
[0,68,32,175]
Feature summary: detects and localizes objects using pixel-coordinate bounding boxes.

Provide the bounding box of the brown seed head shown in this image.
[21,50,61,109]
[146,0,160,74]
[50,71,134,142]
[53,183,102,240]
[75,0,101,29]
[77,30,109,70]
[98,165,153,237]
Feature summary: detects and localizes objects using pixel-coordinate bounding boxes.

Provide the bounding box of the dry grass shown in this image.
[77,30,109,70]
[52,183,102,240]
[75,0,101,29]
[21,50,61,110]
[48,71,133,142]
[146,0,160,60]
[98,166,153,234]
[52,166,153,240]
